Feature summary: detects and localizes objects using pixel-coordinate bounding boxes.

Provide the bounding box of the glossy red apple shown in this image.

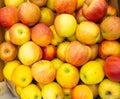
[42,44,57,60]
[82,0,108,22]
[54,0,77,14]
[0,6,19,28]
[31,23,53,47]
[0,41,17,62]
[104,55,120,82]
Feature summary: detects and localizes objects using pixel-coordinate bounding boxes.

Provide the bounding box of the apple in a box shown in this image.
[0,6,19,28]
[82,0,108,22]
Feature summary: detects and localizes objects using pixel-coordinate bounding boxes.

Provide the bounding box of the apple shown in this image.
[0,6,19,28]
[98,79,120,99]
[100,16,120,40]
[104,55,120,82]
[0,26,5,44]
[50,25,64,46]
[29,0,47,7]
[98,40,120,59]
[63,88,72,99]
[0,41,17,62]
[77,0,85,9]
[106,5,117,16]
[4,0,25,7]
[18,41,43,65]
[76,21,101,45]
[20,84,42,99]
[42,44,57,60]
[5,29,10,42]
[54,14,77,37]
[89,44,99,60]
[18,2,41,26]
[75,7,87,23]
[46,0,55,11]
[80,60,105,84]
[39,7,55,26]
[9,23,31,45]
[56,63,79,88]
[31,23,53,47]
[41,82,64,99]
[65,41,92,67]
[31,60,56,84]
[82,0,108,22]
[54,0,77,14]
[57,41,70,62]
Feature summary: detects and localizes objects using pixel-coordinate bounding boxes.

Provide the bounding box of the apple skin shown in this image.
[98,40,120,59]
[100,16,120,40]
[31,23,53,47]
[106,5,117,16]
[104,55,120,82]
[18,2,41,26]
[98,79,120,99]
[82,0,108,22]
[54,0,77,14]
[0,41,17,62]
[29,0,47,7]
[41,82,64,99]
[42,44,57,60]
[0,6,19,28]
[9,23,31,45]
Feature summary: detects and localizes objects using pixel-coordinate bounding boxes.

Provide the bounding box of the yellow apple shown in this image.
[56,63,79,88]
[77,0,85,9]
[46,0,55,11]
[18,41,43,65]
[5,29,10,41]
[41,82,64,99]
[80,60,105,84]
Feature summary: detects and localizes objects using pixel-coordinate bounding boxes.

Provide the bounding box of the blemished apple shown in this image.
[56,63,79,89]
[100,16,120,40]
[4,0,25,7]
[57,41,70,62]
[80,60,105,84]
[82,0,108,22]
[41,82,64,99]
[98,40,120,59]
[54,14,77,37]
[0,6,19,28]
[0,41,17,62]
[65,41,92,67]
[42,44,57,60]
[39,7,55,26]
[18,41,43,65]
[31,23,53,47]
[104,55,120,82]
[50,25,64,46]
[54,0,77,14]
[20,84,42,99]
[18,2,41,26]
[29,0,47,7]
[98,79,120,99]
[106,5,117,16]
[9,23,31,45]
[31,60,56,84]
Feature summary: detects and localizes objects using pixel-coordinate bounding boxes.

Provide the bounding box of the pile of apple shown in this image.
[0,0,120,99]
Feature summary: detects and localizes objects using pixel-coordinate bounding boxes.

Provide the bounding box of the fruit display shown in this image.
[0,0,120,99]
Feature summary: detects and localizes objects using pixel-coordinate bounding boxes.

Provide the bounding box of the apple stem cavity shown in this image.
[105,91,111,96]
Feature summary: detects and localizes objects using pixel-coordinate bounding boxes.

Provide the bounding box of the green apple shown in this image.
[98,79,120,99]
[41,82,64,99]
[54,14,77,37]
[50,25,64,46]
[80,60,105,84]
[4,0,25,7]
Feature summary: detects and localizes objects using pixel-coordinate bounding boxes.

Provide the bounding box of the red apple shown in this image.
[54,0,77,14]
[31,23,53,47]
[0,6,19,28]
[18,2,41,26]
[82,0,108,22]
[104,55,120,82]
[0,41,17,62]
[42,44,56,60]
[9,23,31,45]
[98,40,120,59]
